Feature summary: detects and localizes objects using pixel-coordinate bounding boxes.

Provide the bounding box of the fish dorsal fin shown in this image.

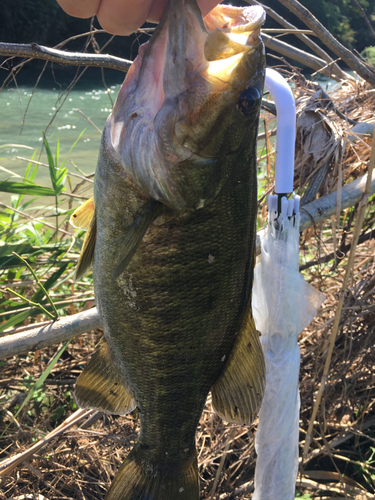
[211,307,265,424]
[75,339,136,415]
[70,197,95,230]
[112,201,162,280]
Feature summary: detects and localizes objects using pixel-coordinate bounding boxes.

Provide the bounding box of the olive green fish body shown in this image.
[73,0,267,497]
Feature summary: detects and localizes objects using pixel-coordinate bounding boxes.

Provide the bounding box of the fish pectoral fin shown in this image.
[75,340,136,415]
[74,215,97,281]
[70,197,95,230]
[204,28,251,61]
[112,201,162,280]
[211,307,265,425]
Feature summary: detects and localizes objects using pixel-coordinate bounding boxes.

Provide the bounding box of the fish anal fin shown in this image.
[75,340,136,415]
[74,216,97,281]
[211,308,265,424]
[70,197,95,230]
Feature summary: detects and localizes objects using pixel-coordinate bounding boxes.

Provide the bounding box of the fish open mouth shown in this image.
[203,5,266,83]
[205,4,265,49]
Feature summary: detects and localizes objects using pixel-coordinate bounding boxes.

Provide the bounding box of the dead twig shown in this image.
[0,409,96,477]
[0,42,131,73]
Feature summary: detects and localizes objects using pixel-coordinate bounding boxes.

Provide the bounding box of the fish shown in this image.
[70,0,266,498]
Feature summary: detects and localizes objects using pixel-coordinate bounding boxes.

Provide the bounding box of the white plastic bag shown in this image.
[252,200,325,500]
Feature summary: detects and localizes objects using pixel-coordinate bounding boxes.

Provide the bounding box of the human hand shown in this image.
[56,0,220,36]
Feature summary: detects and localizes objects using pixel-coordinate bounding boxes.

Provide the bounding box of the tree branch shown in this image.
[350,0,375,41]
[0,307,101,360]
[299,169,375,231]
[0,42,131,73]
[275,0,375,86]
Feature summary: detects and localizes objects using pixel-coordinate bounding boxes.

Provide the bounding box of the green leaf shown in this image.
[0,242,33,258]
[55,132,60,168]
[18,197,39,212]
[59,129,86,170]
[43,132,57,191]
[25,151,39,183]
[0,310,31,333]
[52,404,66,421]
[0,181,57,196]
[32,262,69,303]
[56,167,68,184]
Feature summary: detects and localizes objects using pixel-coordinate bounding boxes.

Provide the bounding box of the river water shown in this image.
[0,67,125,191]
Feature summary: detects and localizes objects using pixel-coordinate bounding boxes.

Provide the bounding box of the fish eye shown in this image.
[238,87,261,115]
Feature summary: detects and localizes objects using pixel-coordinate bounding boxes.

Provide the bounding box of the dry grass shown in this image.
[1,74,375,500]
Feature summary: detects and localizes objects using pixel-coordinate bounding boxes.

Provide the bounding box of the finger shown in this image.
[96,0,154,35]
[198,0,221,17]
[147,0,168,23]
[147,0,220,23]
[56,0,101,18]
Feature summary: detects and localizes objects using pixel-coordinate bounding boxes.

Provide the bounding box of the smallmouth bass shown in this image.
[71,1,266,498]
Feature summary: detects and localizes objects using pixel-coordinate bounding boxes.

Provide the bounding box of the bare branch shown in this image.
[0,307,101,360]
[299,168,375,231]
[0,42,131,73]
[262,34,341,79]
[256,169,375,256]
[299,229,375,270]
[275,0,375,86]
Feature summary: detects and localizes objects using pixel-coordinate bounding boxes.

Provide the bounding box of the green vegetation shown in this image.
[295,493,312,500]
[0,132,93,334]
[361,46,375,66]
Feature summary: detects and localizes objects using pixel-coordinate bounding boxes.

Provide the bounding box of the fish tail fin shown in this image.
[106,445,199,500]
